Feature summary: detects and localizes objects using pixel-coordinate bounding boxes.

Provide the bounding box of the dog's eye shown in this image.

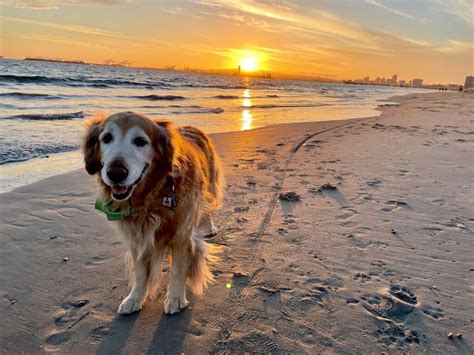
[101,133,113,144]
[133,137,148,147]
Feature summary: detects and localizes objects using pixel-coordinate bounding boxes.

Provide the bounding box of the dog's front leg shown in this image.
[118,251,149,315]
[164,241,190,314]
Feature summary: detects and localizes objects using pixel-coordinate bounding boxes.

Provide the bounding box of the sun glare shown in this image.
[240,57,259,72]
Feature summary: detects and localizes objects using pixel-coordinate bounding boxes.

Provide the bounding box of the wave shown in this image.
[244,103,329,109]
[170,107,224,114]
[0,74,170,89]
[136,94,186,101]
[4,111,84,120]
[180,83,248,90]
[0,144,79,165]
[143,106,224,115]
[212,94,279,100]
[212,95,239,99]
[0,92,62,99]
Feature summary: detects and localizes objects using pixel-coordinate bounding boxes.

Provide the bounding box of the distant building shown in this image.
[412,78,424,87]
[374,77,381,84]
[391,74,398,85]
[465,76,474,89]
[381,78,386,84]
[399,80,406,86]
[363,76,370,83]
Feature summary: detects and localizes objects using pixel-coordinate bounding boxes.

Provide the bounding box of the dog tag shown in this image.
[163,191,178,210]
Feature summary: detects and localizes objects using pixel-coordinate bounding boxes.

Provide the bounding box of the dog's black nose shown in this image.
[106,162,128,183]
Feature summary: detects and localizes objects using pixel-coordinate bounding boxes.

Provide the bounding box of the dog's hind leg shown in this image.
[164,241,191,315]
[196,213,217,237]
[117,251,151,315]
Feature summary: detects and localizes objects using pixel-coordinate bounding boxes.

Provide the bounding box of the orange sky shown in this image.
[1,0,473,84]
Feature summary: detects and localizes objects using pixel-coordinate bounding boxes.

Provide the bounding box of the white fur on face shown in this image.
[99,122,153,195]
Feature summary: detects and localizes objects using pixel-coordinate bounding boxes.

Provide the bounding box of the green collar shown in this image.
[94,198,128,221]
[94,177,178,221]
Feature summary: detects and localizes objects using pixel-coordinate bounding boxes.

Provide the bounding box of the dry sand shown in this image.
[1,92,473,354]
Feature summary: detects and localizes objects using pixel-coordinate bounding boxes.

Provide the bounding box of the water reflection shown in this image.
[241,89,253,131]
[241,110,253,131]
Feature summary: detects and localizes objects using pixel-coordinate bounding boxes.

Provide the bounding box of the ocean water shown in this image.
[0,59,426,190]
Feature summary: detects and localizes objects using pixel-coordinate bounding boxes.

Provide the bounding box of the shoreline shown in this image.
[1,91,473,353]
[0,94,406,193]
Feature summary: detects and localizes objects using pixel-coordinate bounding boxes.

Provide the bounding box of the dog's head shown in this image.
[83,112,174,201]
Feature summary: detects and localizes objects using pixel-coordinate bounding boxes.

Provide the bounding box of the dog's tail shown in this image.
[187,236,221,296]
[210,152,225,210]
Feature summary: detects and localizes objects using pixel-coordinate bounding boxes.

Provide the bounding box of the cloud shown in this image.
[433,0,474,27]
[364,0,429,23]
[2,32,116,52]
[192,0,435,49]
[0,0,131,9]
[1,15,123,36]
[435,40,474,52]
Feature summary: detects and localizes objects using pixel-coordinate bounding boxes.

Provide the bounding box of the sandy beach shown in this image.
[1,92,473,353]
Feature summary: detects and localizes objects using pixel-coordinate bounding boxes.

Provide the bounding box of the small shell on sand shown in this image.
[447,332,454,339]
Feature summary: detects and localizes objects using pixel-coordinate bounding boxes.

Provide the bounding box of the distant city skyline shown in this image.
[350,73,426,87]
[1,0,473,84]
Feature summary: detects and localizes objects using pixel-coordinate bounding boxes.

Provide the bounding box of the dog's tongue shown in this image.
[112,185,128,194]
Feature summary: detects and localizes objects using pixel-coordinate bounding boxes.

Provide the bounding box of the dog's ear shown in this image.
[153,121,176,174]
[83,115,105,175]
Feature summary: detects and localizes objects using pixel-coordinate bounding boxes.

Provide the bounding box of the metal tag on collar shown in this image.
[163,183,178,210]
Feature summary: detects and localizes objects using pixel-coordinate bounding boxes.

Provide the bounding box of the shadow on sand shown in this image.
[95,302,193,354]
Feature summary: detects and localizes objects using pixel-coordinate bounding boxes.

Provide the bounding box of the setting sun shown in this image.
[240,57,259,72]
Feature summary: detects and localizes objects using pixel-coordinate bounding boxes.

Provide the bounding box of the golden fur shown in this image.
[83,112,224,315]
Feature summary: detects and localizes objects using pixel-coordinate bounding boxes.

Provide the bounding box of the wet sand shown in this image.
[1,92,473,353]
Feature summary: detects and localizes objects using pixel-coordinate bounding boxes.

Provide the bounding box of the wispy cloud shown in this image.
[193,0,435,49]
[435,40,474,52]
[1,15,123,36]
[364,0,430,23]
[2,32,116,52]
[433,0,474,27]
[0,0,131,10]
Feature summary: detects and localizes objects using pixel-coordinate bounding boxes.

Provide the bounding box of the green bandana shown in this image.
[94,198,127,221]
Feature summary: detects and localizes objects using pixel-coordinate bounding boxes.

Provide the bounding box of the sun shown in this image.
[240,57,259,72]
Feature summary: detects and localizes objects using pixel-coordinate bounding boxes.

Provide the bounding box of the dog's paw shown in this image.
[117,296,143,315]
[164,295,189,315]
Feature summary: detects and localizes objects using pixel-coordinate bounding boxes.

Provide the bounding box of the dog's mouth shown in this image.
[111,184,134,201]
[110,164,149,201]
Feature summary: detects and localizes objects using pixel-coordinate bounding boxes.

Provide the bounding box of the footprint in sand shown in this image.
[45,298,90,349]
[338,221,358,228]
[85,255,112,267]
[336,208,358,221]
[221,332,280,353]
[45,331,72,348]
[360,291,416,325]
[373,324,420,346]
[381,200,411,213]
[367,178,382,187]
[346,298,360,305]
[388,284,418,305]
[90,325,111,342]
[353,273,372,283]
[422,305,445,320]
[371,260,388,268]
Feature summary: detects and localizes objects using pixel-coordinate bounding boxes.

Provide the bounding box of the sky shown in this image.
[0,0,473,84]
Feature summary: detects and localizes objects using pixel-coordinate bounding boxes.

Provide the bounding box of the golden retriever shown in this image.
[83,112,224,315]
